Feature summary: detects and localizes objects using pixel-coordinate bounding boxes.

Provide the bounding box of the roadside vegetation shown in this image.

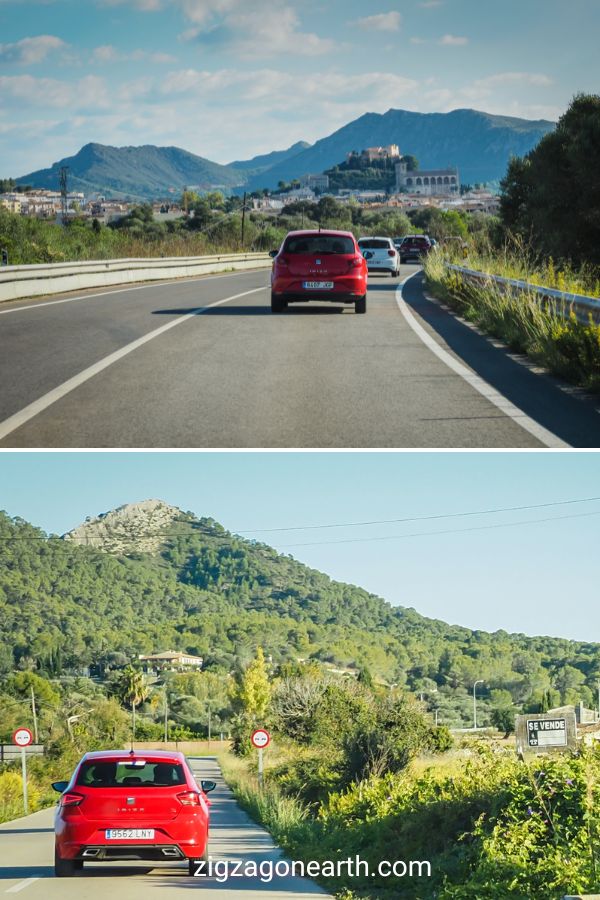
[424,94,600,391]
[219,650,600,899]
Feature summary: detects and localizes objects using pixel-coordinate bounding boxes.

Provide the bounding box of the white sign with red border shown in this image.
[12,727,33,748]
[251,728,270,749]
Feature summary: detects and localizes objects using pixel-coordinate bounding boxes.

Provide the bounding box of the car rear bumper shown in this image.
[75,844,188,862]
[272,275,366,301]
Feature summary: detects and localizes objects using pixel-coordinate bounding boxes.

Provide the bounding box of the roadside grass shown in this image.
[423,250,600,391]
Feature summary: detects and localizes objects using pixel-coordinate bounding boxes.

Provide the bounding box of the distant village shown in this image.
[0,144,500,224]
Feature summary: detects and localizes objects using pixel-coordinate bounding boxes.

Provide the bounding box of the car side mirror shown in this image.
[52,781,69,793]
[268,249,278,258]
[201,780,217,793]
[363,251,373,260]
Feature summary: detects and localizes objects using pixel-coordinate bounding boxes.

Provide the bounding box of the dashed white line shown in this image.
[5,878,39,893]
[396,273,569,449]
[0,286,266,442]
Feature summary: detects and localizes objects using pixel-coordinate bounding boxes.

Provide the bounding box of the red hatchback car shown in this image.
[52,750,215,877]
[270,230,368,314]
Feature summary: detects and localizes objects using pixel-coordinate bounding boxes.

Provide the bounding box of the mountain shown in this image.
[244,108,556,189]
[1,502,599,718]
[16,143,247,200]
[229,141,311,174]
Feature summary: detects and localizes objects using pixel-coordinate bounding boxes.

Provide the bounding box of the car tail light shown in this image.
[350,257,364,268]
[60,792,84,808]
[177,791,201,806]
[387,249,396,257]
[277,255,289,268]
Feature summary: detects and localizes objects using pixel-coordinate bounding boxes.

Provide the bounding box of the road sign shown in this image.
[251,729,270,749]
[12,728,33,747]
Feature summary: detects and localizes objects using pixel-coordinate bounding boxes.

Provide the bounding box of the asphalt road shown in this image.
[0,757,330,899]
[1,266,599,447]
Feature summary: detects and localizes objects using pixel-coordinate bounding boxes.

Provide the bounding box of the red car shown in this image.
[52,750,215,877]
[270,229,368,314]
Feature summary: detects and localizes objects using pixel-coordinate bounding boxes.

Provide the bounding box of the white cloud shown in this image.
[0,35,67,65]
[355,11,402,32]
[410,37,426,44]
[474,72,553,89]
[420,0,444,7]
[92,44,177,63]
[0,73,110,109]
[439,34,469,46]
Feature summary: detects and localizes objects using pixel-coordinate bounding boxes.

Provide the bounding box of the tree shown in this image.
[491,707,515,738]
[115,665,148,708]
[499,93,600,265]
[234,647,271,720]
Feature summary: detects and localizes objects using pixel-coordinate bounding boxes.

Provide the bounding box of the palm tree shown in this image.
[116,666,148,742]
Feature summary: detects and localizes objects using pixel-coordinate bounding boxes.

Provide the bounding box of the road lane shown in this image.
[0,757,330,899]
[1,266,598,446]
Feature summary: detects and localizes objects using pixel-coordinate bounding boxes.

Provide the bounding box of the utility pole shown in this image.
[241,191,247,248]
[473,680,484,730]
[59,166,69,224]
[30,686,38,744]
[164,687,168,744]
[132,700,136,745]
[207,704,211,749]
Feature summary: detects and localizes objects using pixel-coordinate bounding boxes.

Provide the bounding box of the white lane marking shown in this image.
[0,269,264,315]
[6,879,39,893]
[396,274,570,449]
[0,286,266,442]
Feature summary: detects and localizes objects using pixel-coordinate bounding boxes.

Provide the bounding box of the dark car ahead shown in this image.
[397,235,432,264]
[52,750,215,877]
[270,229,368,314]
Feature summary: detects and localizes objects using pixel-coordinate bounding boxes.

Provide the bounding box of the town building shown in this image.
[300,173,330,191]
[348,145,400,164]
[395,161,460,196]
[138,650,204,673]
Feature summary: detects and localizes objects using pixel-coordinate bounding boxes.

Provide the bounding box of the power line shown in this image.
[238,496,600,533]
[278,509,600,548]
[1,496,599,544]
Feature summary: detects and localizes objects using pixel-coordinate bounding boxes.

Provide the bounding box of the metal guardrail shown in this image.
[0,252,271,303]
[445,263,600,324]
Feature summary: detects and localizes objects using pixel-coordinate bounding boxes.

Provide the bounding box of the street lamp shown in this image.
[473,680,484,730]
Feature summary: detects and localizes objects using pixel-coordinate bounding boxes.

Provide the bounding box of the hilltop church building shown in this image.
[395,160,460,196]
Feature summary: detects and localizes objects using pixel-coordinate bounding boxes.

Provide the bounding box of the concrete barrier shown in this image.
[445,263,600,324]
[0,252,272,303]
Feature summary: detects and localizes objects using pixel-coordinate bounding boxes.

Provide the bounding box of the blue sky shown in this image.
[1,451,599,642]
[0,0,598,175]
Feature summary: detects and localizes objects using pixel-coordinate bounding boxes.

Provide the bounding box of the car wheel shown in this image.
[271,292,285,313]
[188,840,209,876]
[55,850,77,877]
[355,295,366,314]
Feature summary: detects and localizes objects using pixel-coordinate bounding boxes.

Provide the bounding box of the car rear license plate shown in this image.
[302,281,334,290]
[106,829,155,840]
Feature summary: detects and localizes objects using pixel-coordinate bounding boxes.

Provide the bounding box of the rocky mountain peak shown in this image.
[63,499,183,554]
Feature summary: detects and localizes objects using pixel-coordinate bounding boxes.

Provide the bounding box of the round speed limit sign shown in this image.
[12,728,33,747]
[251,728,270,749]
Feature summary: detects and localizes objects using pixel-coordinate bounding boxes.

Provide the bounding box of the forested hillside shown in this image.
[1,503,598,725]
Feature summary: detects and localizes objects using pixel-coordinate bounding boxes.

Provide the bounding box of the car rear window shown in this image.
[405,238,430,246]
[76,760,187,788]
[358,239,392,250]
[283,235,355,255]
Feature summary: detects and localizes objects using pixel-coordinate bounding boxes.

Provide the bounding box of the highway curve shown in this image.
[1,266,599,447]
[0,757,330,899]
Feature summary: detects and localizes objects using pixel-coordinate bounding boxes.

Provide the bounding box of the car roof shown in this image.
[80,750,187,764]
[284,229,355,238]
[358,235,394,241]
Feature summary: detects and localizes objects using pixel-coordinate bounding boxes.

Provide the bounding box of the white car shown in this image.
[357,237,400,277]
